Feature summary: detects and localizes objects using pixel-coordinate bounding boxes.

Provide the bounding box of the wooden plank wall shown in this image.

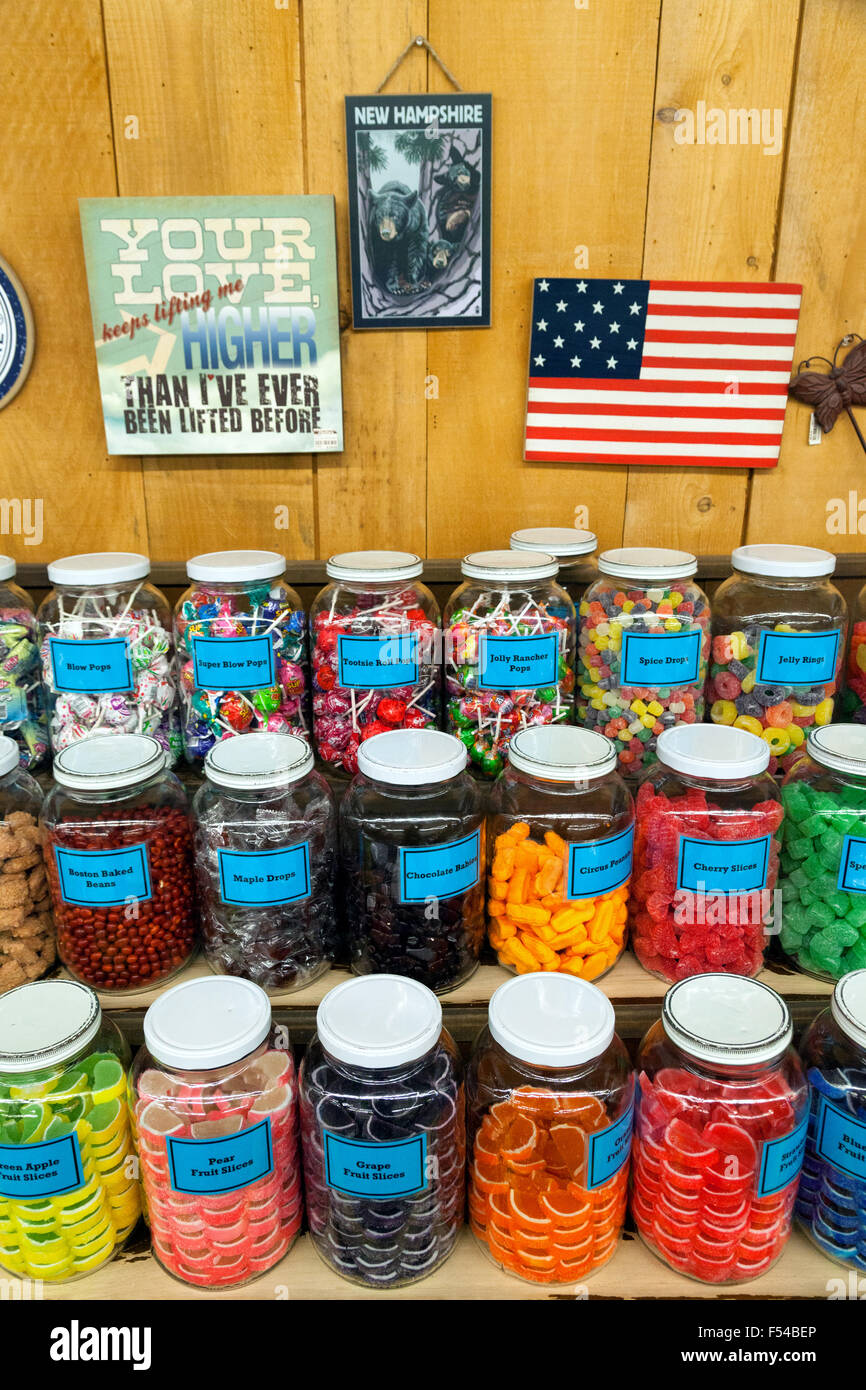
[0,0,864,569]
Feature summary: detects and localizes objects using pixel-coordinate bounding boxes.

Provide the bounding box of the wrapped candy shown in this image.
[310,552,441,776]
[36,552,179,759]
[444,551,576,779]
[0,557,48,769]
[174,551,309,763]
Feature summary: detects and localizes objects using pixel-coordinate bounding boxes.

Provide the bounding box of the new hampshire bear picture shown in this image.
[345,94,491,329]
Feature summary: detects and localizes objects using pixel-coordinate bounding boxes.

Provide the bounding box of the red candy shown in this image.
[629,778,783,982]
[632,1066,803,1283]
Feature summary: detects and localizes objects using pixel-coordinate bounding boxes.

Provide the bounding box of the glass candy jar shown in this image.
[575,548,711,777]
[509,526,598,600]
[299,974,464,1288]
[131,977,302,1288]
[41,734,196,992]
[797,970,866,1270]
[629,724,783,982]
[340,729,485,993]
[632,974,809,1285]
[844,582,866,722]
[175,550,308,764]
[444,550,576,780]
[0,555,47,769]
[192,731,338,992]
[0,734,54,990]
[0,980,139,1282]
[37,552,178,759]
[779,725,866,980]
[487,726,632,981]
[709,545,847,774]
[310,551,441,777]
[467,974,634,1285]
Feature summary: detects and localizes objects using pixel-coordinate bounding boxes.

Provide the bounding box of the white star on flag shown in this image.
[606,357,617,369]
[589,336,601,349]
[570,356,581,367]
[627,338,638,350]
[574,320,584,332]
[553,336,564,347]
[534,354,545,366]
[536,319,547,331]
[576,281,587,293]
[592,301,603,314]
[555,300,567,312]
[629,302,641,315]
[609,322,620,333]
[613,283,624,294]
[538,280,549,291]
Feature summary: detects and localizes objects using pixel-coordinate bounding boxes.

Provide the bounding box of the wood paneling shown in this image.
[0,0,862,569]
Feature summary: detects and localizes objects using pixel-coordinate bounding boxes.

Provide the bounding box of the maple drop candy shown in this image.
[467,973,634,1285]
[340,728,485,993]
[299,975,464,1288]
[0,980,139,1283]
[444,550,576,781]
[797,970,866,1270]
[310,552,441,777]
[632,974,809,1285]
[193,731,338,992]
[709,545,847,775]
[487,725,633,981]
[174,550,309,764]
[41,734,196,992]
[629,723,783,983]
[132,977,302,1288]
[575,548,711,778]
[779,725,866,980]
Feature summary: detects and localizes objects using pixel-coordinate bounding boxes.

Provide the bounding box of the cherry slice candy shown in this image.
[665,1117,718,1169]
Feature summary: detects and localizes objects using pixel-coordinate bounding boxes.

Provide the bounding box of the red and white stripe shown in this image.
[524,281,801,468]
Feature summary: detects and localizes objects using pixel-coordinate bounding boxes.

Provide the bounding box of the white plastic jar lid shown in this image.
[461,549,558,582]
[0,980,101,1073]
[52,733,168,792]
[204,731,314,789]
[0,556,16,582]
[489,974,615,1067]
[807,724,866,776]
[598,547,697,581]
[316,975,442,1069]
[0,734,19,778]
[357,728,467,785]
[48,552,151,586]
[507,725,617,781]
[663,974,792,1066]
[731,543,836,579]
[144,977,272,1071]
[186,550,286,583]
[510,527,597,559]
[831,970,866,1052]
[656,724,770,779]
[325,551,423,583]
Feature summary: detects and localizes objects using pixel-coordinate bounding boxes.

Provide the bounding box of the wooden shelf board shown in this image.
[57,953,833,1015]
[6,1225,837,1302]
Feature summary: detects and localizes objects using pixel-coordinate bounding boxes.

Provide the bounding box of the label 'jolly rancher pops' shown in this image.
[444,551,576,780]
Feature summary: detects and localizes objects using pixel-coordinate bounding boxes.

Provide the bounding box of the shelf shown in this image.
[4,1224,838,1302]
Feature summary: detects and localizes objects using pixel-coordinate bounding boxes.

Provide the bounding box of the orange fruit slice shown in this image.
[507,1189,554,1233]
[552,1093,606,1126]
[511,1227,551,1252]
[539,1188,592,1228]
[511,1085,559,1120]
[474,1130,503,1171]
[513,1249,557,1273]
[549,1122,587,1178]
[499,1114,539,1163]
[488,1219,516,1251]
[489,1100,520,1131]
[552,1225,594,1249]
[558,1254,593,1280]
[471,1159,509,1196]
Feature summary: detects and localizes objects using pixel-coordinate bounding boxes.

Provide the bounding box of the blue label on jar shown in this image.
[619,629,702,688]
[837,836,866,895]
[323,1132,427,1198]
[48,637,134,694]
[477,633,558,690]
[756,629,840,686]
[566,824,634,899]
[399,829,481,904]
[217,843,311,906]
[756,1111,809,1197]
[676,833,771,896]
[815,1095,866,1179]
[336,633,420,689]
[0,1133,84,1199]
[54,844,152,907]
[167,1119,274,1195]
[191,634,275,691]
[586,1101,634,1190]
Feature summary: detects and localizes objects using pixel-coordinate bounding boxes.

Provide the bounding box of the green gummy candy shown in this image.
[840,784,866,809]
[780,923,805,951]
[803,855,824,882]
[801,813,830,838]
[819,828,844,856]
[782,784,812,824]
[779,877,799,902]
[808,902,835,930]
[845,896,866,928]
[843,939,866,971]
[819,847,843,873]
[787,837,813,862]
[829,890,854,917]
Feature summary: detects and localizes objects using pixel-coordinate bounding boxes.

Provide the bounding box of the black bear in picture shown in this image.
[434,150,481,244]
[366,182,430,296]
[426,239,455,278]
